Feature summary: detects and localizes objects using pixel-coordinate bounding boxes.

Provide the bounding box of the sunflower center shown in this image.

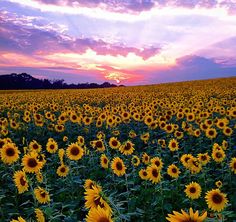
[98,217,110,222]
[216,152,222,158]
[103,158,108,164]
[124,143,131,150]
[155,161,160,167]
[50,144,55,150]
[143,171,147,176]
[71,147,79,156]
[96,141,103,148]
[209,130,214,136]
[233,162,236,169]
[27,158,38,168]
[226,128,230,133]
[40,191,46,198]
[20,176,26,186]
[33,144,38,150]
[112,140,118,146]
[171,142,176,148]
[152,169,158,177]
[201,156,207,160]
[94,197,104,208]
[6,147,15,156]
[60,167,66,173]
[116,162,123,171]
[190,187,196,193]
[172,168,177,173]
[212,193,223,204]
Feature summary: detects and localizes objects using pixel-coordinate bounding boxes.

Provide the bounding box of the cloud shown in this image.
[26,0,236,15]
[134,55,236,85]
[0,11,161,59]
[197,36,236,66]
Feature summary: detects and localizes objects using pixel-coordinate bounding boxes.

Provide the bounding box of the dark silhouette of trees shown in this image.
[0,73,118,89]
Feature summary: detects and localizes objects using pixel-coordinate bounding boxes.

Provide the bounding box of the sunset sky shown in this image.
[0,0,236,85]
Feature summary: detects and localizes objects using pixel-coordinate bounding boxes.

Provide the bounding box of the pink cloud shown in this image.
[30,0,236,15]
[0,11,161,60]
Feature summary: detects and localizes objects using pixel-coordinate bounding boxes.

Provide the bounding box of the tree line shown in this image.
[0,73,121,89]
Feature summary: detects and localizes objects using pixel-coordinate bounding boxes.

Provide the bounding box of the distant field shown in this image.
[0,77,236,222]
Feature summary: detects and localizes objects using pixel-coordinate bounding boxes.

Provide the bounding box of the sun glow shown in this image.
[104,72,131,83]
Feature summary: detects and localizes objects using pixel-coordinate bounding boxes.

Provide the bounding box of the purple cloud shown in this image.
[31,0,236,14]
[134,55,236,85]
[0,11,161,59]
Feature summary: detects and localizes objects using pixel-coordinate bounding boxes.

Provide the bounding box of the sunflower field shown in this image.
[0,77,236,222]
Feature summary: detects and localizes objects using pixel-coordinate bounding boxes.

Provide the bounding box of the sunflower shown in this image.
[185,182,201,199]
[34,187,50,204]
[212,149,226,163]
[140,132,150,143]
[13,170,29,194]
[10,216,26,222]
[150,157,163,171]
[147,165,161,184]
[129,130,137,139]
[165,124,175,133]
[22,152,43,173]
[144,115,154,126]
[215,180,222,188]
[205,189,228,212]
[29,140,42,153]
[108,137,121,149]
[69,113,79,123]
[187,158,202,174]
[229,157,236,174]
[131,155,140,167]
[119,140,135,155]
[158,139,166,148]
[186,112,195,122]
[1,142,20,164]
[180,154,194,168]
[174,131,184,139]
[221,140,228,150]
[55,124,65,132]
[167,164,180,178]
[84,179,101,190]
[77,135,85,146]
[205,128,217,139]
[216,119,227,129]
[90,139,105,152]
[111,130,120,136]
[46,138,58,154]
[166,208,207,222]
[36,171,44,183]
[96,118,103,127]
[35,208,45,222]
[84,186,112,213]
[58,148,65,163]
[223,127,233,136]
[193,129,201,137]
[168,139,179,151]
[142,152,150,164]
[139,169,149,180]
[100,154,109,169]
[197,153,211,165]
[57,164,69,177]
[111,157,126,176]
[86,206,113,222]
[66,143,84,160]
